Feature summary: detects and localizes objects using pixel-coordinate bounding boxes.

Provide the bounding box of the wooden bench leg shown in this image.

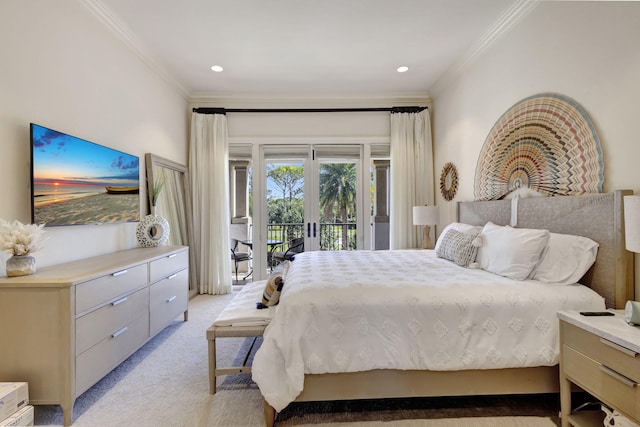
[263,399,276,427]
[208,336,216,394]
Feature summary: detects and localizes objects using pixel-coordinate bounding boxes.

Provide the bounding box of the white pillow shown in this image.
[476,222,550,280]
[435,222,483,253]
[532,233,598,285]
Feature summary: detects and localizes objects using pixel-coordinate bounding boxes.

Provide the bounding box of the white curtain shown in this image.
[389,109,434,249]
[189,113,232,295]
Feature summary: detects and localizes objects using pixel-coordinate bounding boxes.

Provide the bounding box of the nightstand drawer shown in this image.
[563,344,640,420]
[561,322,640,383]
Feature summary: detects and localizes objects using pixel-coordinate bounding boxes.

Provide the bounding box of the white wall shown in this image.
[432,2,640,293]
[0,1,188,271]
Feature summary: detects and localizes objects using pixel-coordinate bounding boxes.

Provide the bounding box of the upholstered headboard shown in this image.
[457,190,634,309]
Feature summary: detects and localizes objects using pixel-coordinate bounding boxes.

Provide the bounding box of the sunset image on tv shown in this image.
[31,124,140,226]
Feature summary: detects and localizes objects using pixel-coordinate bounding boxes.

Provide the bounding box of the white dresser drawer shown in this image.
[75,263,148,315]
[150,268,188,336]
[75,313,149,395]
[76,287,149,355]
[149,250,188,284]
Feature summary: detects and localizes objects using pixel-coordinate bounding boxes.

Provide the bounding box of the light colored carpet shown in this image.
[34,290,561,427]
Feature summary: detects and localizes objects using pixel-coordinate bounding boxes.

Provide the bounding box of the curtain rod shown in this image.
[192,106,427,115]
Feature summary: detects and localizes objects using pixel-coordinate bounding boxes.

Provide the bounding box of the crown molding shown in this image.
[79,0,190,99]
[429,0,538,97]
[188,92,432,109]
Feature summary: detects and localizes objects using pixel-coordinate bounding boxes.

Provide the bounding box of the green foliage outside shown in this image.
[266,163,358,250]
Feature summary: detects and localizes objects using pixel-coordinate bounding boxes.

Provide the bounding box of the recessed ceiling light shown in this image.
[211,65,223,72]
[397,66,409,73]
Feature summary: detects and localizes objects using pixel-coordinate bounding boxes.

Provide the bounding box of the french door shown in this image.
[251,144,367,279]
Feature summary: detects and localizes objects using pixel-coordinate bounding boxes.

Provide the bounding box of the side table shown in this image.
[558,310,640,427]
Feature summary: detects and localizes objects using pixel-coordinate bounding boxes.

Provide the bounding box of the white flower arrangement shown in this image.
[0,219,46,256]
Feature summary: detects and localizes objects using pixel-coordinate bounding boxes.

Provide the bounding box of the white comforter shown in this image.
[252,250,605,411]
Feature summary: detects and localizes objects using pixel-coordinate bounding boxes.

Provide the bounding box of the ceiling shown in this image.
[95,0,524,99]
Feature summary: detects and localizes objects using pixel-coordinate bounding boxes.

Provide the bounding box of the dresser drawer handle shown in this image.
[600,338,638,357]
[167,273,177,280]
[599,365,637,388]
[111,296,128,306]
[112,269,128,277]
[168,254,177,259]
[166,295,177,303]
[111,326,128,338]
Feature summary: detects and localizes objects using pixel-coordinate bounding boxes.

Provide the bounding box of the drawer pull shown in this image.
[111,296,128,306]
[600,338,638,357]
[112,269,128,277]
[168,254,177,259]
[599,365,637,388]
[111,326,128,338]
[166,295,177,303]
[167,273,178,280]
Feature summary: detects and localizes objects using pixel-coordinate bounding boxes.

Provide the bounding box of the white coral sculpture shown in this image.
[0,219,46,256]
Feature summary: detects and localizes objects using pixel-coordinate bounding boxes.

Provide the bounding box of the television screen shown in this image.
[30,123,140,226]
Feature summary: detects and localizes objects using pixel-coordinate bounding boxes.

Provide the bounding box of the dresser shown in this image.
[558,310,640,427]
[0,246,189,426]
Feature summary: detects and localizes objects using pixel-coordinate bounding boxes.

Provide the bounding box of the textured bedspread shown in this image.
[252,250,605,411]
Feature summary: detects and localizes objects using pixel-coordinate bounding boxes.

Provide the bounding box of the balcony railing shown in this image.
[267,222,356,251]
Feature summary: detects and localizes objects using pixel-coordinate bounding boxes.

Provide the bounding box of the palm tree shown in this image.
[319,163,356,250]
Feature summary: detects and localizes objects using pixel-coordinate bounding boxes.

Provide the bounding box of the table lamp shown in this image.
[413,205,439,249]
[624,195,640,324]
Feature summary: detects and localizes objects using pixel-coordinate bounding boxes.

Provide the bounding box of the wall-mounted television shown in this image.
[30,123,140,226]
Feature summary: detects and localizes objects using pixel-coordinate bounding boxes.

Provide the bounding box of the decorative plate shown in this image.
[136,214,170,247]
[474,93,603,201]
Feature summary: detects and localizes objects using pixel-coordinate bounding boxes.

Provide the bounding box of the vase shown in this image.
[136,207,170,247]
[6,254,37,277]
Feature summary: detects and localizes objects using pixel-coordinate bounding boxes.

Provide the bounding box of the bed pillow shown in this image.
[531,233,599,285]
[436,229,481,267]
[434,222,483,253]
[475,222,550,280]
[261,261,290,306]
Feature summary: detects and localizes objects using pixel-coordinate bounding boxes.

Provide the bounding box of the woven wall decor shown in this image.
[474,93,603,201]
[440,162,458,201]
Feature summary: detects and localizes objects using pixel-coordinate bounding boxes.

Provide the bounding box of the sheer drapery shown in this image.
[389,109,434,249]
[189,113,232,295]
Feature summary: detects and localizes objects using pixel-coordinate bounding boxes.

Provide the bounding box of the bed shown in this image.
[252,190,634,426]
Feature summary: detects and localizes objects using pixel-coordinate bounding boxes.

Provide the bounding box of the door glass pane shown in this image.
[266,161,305,266]
[319,160,357,251]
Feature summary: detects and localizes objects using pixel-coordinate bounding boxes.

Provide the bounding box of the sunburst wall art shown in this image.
[474,93,604,201]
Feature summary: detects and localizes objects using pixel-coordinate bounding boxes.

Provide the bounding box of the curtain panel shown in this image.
[389,109,434,249]
[189,113,232,295]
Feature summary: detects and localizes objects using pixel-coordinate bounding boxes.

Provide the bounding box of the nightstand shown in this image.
[558,310,640,427]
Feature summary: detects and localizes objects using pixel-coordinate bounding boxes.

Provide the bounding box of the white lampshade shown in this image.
[624,195,640,253]
[413,206,439,226]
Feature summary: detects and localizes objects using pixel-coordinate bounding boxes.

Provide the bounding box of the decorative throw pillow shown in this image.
[436,229,481,267]
[475,222,550,280]
[434,222,483,253]
[261,261,290,306]
[531,232,599,285]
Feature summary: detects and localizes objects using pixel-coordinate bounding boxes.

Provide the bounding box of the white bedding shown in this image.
[252,250,605,412]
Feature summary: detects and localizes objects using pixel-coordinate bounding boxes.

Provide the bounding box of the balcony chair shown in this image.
[230,238,252,282]
[271,237,304,267]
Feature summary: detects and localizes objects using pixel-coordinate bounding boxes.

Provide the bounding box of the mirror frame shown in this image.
[145,153,197,297]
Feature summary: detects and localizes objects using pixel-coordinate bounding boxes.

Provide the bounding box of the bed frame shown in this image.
[262,190,634,426]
